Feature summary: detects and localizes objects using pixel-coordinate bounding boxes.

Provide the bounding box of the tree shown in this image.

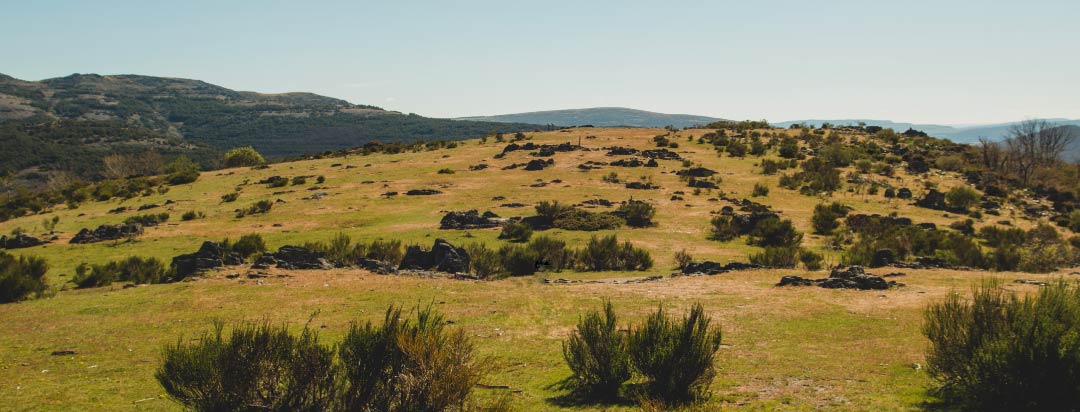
[223,146,266,168]
[1006,119,1078,185]
[945,186,980,211]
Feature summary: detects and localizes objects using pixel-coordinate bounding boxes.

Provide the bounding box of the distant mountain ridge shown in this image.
[775,118,1080,143]
[457,107,725,128]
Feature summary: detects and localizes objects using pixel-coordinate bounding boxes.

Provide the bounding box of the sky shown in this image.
[1,0,1078,125]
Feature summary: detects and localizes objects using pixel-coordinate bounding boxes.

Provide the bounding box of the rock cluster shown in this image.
[677,167,717,177]
[399,239,470,274]
[915,189,946,210]
[0,234,48,249]
[405,189,442,196]
[259,246,339,270]
[70,223,144,244]
[681,261,762,275]
[641,148,681,160]
[439,210,502,229]
[605,146,638,156]
[777,265,902,290]
[610,158,644,167]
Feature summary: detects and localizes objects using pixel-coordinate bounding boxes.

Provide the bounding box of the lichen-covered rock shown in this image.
[776,265,901,290]
[399,239,470,274]
[70,224,144,244]
[0,234,48,249]
[439,210,502,229]
[270,246,335,270]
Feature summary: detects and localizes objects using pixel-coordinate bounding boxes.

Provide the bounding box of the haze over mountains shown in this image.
[462,107,1080,143]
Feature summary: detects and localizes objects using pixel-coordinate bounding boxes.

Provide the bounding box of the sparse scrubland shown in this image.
[3,122,1080,410]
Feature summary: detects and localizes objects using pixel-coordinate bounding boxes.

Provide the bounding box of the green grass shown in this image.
[0,127,1059,410]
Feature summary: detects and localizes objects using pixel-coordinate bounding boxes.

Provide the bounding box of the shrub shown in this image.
[577,235,653,271]
[291,176,307,186]
[264,176,289,188]
[629,303,722,404]
[223,146,266,168]
[465,243,504,279]
[229,234,268,259]
[554,209,624,231]
[0,252,48,303]
[498,221,533,243]
[924,280,1080,411]
[748,218,803,248]
[945,186,980,211]
[499,244,539,276]
[709,216,739,241]
[157,320,337,412]
[674,249,693,270]
[563,301,631,400]
[751,183,769,197]
[799,249,824,270]
[339,305,486,412]
[237,200,273,218]
[529,236,573,272]
[1069,210,1080,233]
[616,200,656,227]
[361,239,404,266]
[73,256,167,288]
[164,156,200,185]
[221,192,240,203]
[812,202,850,235]
[437,168,455,174]
[181,211,203,221]
[124,212,170,226]
[748,246,798,268]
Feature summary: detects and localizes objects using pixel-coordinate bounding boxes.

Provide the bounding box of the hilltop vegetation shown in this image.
[2,123,1080,411]
[0,73,541,186]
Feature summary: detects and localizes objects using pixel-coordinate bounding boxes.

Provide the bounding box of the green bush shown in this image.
[73,256,167,288]
[180,211,203,221]
[748,246,798,268]
[223,146,266,168]
[529,236,572,272]
[498,221,533,242]
[629,303,722,404]
[124,212,170,226]
[751,183,769,197]
[165,156,201,185]
[157,320,337,412]
[465,243,504,279]
[554,209,624,231]
[576,235,653,271]
[221,192,240,203]
[339,305,486,412]
[291,176,307,186]
[236,200,273,218]
[811,202,849,235]
[228,234,268,259]
[799,249,825,270]
[499,244,539,276]
[709,216,739,241]
[945,186,981,211]
[616,200,656,228]
[924,280,1080,411]
[748,218,803,248]
[563,301,631,400]
[437,168,455,174]
[0,251,48,303]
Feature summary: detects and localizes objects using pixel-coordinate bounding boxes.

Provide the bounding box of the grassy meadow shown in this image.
[0,127,1062,411]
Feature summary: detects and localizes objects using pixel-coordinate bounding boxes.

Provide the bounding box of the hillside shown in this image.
[1,126,1077,410]
[457,107,724,128]
[0,73,540,180]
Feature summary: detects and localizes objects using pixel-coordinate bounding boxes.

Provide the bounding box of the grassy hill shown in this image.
[0,73,540,182]
[0,126,1073,411]
[458,107,724,128]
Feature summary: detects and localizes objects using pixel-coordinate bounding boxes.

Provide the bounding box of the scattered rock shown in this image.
[625,181,660,190]
[777,265,902,290]
[171,241,244,278]
[0,234,48,249]
[399,239,470,274]
[640,148,681,160]
[916,189,947,210]
[680,261,762,275]
[50,350,76,356]
[677,167,717,177]
[897,188,913,199]
[440,210,503,229]
[266,246,338,270]
[70,224,144,244]
[523,159,549,171]
[1014,279,1048,286]
[406,189,442,196]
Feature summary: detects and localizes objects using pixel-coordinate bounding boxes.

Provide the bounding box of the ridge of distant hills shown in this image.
[0,73,538,181]
[457,107,725,128]
[774,118,1080,143]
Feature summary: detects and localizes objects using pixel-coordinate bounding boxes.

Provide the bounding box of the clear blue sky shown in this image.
[2,0,1077,124]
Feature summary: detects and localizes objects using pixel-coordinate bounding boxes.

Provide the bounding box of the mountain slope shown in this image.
[0,73,540,180]
[458,107,724,128]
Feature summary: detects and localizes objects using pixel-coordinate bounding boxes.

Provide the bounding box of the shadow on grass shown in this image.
[543,377,639,408]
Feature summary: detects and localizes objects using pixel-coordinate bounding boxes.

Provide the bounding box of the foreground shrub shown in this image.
[563,301,631,400]
[924,280,1080,412]
[340,305,486,412]
[629,303,722,404]
[811,202,849,235]
[0,251,48,303]
[157,321,338,412]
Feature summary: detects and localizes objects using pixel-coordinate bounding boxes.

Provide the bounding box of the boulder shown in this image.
[440,210,502,229]
[252,254,278,270]
[172,241,232,278]
[405,189,442,196]
[681,261,762,275]
[358,258,396,275]
[641,149,681,160]
[870,249,895,268]
[271,246,336,270]
[676,167,717,177]
[606,146,638,156]
[70,223,144,244]
[524,159,549,171]
[897,188,913,199]
[399,239,470,274]
[776,265,901,290]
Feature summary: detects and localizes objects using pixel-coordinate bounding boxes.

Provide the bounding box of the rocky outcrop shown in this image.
[524,159,550,171]
[406,189,442,196]
[606,146,638,156]
[915,189,946,210]
[777,265,902,290]
[677,167,717,178]
[681,261,762,275]
[171,241,244,278]
[399,239,470,274]
[70,224,143,244]
[440,210,502,229]
[269,246,337,270]
[641,148,681,160]
[688,178,718,189]
[0,234,48,249]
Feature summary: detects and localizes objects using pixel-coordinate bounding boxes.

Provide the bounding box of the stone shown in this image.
[676,167,717,177]
[776,265,901,290]
[70,223,144,244]
[405,189,442,196]
[270,246,335,270]
[0,234,48,249]
[399,239,470,274]
[252,254,277,269]
[440,210,502,229]
[523,159,548,171]
[681,261,762,275]
[870,249,895,268]
[358,258,396,275]
[897,188,913,199]
[171,241,228,278]
[916,189,947,210]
